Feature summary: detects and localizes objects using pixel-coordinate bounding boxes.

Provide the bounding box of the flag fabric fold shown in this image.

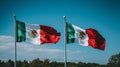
[66,22,106,50]
[16,20,60,45]
[86,28,105,50]
[40,25,61,44]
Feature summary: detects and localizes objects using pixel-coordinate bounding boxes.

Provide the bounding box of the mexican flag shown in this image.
[66,22,105,50]
[16,20,60,45]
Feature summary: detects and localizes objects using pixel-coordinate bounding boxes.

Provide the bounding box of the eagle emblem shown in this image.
[28,30,38,38]
[79,32,86,40]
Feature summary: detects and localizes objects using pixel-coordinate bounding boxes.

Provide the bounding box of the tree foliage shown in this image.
[107,52,120,67]
[0,52,120,67]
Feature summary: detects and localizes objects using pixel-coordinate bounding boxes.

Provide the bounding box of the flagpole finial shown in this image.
[63,16,66,21]
[63,16,66,18]
[13,14,16,17]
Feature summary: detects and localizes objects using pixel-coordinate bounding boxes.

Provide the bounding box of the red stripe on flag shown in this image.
[86,28,106,50]
[40,25,60,44]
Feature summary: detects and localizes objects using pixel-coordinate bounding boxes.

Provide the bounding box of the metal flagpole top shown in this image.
[63,16,66,22]
[63,16,66,18]
[63,16,66,20]
[13,14,16,17]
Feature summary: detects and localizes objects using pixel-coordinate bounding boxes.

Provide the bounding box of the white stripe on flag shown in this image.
[72,24,89,46]
[26,24,41,45]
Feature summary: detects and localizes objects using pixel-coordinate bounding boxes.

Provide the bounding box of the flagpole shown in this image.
[63,16,67,67]
[13,14,17,67]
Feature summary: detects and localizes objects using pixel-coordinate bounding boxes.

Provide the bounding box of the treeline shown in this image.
[0,52,120,67]
[0,58,104,67]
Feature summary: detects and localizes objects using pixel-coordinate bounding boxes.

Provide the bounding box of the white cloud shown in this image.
[0,35,15,60]
[16,42,65,61]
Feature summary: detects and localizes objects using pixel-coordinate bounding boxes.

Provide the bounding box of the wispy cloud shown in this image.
[0,35,15,60]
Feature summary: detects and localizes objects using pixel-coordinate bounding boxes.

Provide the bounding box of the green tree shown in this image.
[0,60,5,67]
[17,60,23,67]
[77,62,87,67]
[87,63,100,67]
[67,62,77,67]
[107,52,120,67]
[21,60,29,67]
[50,61,57,67]
[7,59,14,67]
[30,58,43,67]
[43,59,50,67]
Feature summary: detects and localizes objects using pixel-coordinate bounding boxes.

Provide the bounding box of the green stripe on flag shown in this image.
[17,20,26,42]
[66,22,75,43]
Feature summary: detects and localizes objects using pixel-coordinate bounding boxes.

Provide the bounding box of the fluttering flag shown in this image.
[16,20,60,45]
[66,22,105,50]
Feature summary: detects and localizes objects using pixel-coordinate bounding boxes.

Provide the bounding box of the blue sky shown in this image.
[0,0,120,64]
